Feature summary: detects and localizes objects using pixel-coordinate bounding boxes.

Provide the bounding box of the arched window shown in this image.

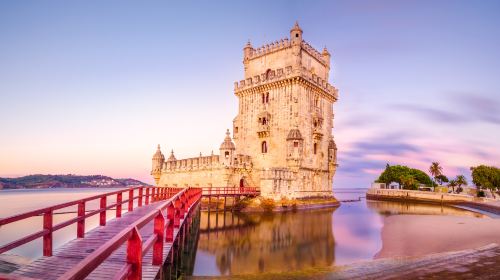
[265,92,269,103]
[261,141,268,153]
[262,117,267,125]
[314,96,319,107]
[262,93,265,104]
[313,143,317,155]
[225,151,230,158]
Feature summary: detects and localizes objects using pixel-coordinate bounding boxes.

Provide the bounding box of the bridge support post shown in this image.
[43,210,53,257]
[128,189,134,211]
[145,188,150,205]
[77,202,85,238]
[99,197,106,226]
[166,204,175,242]
[127,227,143,280]
[116,193,122,218]
[153,210,165,265]
[138,187,143,207]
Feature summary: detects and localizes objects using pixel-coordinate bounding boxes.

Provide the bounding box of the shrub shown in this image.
[260,198,276,212]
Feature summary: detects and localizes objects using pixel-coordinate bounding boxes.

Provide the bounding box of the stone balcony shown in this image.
[257,124,270,138]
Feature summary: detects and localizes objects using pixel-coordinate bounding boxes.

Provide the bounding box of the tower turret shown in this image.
[322,47,331,68]
[290,21,303,45]
[290,21,303,72]
[243,40,254,61]
[151,144,165,185]
[219,129,235,167]
[286,128,304,168]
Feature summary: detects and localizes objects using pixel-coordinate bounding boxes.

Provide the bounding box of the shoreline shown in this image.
[366,188,500,216]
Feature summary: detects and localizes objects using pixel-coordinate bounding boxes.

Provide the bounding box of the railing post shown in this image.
[153,210,165,265]
[127,227,143,280]
[138,187,143,207]
[145,188,150,205]
[43,210,53,256]
[77,202,85,238]
[151,188,156,202]
[116,192,122,218]
[128,189,134,211]
[174,202,181,228]
[166,204,175,242]
[100,196,106,226]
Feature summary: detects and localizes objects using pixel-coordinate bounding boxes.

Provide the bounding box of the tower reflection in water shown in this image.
[191,208,336,276]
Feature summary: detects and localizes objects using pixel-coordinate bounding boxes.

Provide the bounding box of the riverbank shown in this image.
[366,188,500,215]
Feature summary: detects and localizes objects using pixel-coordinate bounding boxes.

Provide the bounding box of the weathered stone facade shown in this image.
[151,23,338,199]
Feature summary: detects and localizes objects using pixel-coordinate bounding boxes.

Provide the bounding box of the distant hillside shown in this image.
[0,174,151,190]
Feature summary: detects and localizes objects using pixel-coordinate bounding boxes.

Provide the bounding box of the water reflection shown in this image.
[193,209,336,276]
[366,200,487,218]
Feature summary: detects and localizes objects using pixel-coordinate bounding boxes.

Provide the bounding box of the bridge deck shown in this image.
[11,200,181,280]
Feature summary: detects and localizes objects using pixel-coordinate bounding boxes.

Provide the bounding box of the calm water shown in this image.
[0,187,493,276]
[190,188,489,276]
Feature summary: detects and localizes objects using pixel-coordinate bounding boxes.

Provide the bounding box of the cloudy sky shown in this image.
[0,0,499,187]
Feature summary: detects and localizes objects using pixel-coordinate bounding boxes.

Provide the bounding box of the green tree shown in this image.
[470,165,500,198]
[456,175,467,189]
[436,174,449,185]
[400,174,418,190]
[376,164,432,189]
[448,179,457,193]
[429,162,443,190]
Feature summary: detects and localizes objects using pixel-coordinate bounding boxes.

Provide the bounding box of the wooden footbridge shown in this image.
[0,186,259,280]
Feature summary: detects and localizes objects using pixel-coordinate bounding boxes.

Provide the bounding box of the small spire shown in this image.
[157,144,161,150]
[226,129,231,137]
[199,152,202,157]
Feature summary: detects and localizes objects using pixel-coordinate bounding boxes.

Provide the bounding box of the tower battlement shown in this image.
[234,66,338,100]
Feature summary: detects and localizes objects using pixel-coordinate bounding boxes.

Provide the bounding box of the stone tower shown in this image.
[153,23,338,199]
[233,22,339,198]
[151,144,165,185]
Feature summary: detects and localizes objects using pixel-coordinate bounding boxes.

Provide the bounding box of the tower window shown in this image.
[262,117,267,125]
[294,141,298,148]
[225,151,229,158]
[262,141,268,153]
[235,127,238,133]
[313,143,317,155]
[266,92,269,103]
[295,34,299,38]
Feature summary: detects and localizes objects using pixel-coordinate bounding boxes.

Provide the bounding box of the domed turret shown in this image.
[322,47,331,68]
[287,128,303,140]
[220,129,236,150]
[219,129,235,166]
[167,150,176,162]
[286,128,304,168]
[151,144,165,185]
[328,138,337,164]
[290,21,303,45]
[243,40,254,61]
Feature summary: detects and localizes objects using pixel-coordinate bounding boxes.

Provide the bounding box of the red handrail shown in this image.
[0,186,180,257]
[200,186,260,196]
[58,187,202,280]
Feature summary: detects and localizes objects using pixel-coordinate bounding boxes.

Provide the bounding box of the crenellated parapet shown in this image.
[244,38,291,60]
[164,154,221,172]
[300,40,329,67]
[234,66,338,101]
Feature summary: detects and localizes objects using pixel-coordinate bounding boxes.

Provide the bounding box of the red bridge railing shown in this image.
[0,186,179,257]
[201,186,260,196]
[59,187,201,280]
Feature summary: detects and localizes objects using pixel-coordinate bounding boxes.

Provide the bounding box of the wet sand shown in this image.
[376,214,500,258]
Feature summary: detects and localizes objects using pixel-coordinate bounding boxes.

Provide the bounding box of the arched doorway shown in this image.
[239,177,245,192]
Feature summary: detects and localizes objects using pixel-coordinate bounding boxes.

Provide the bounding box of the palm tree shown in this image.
[456,175,467,189]
[429,162,443,190]
[448,179,457,193]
